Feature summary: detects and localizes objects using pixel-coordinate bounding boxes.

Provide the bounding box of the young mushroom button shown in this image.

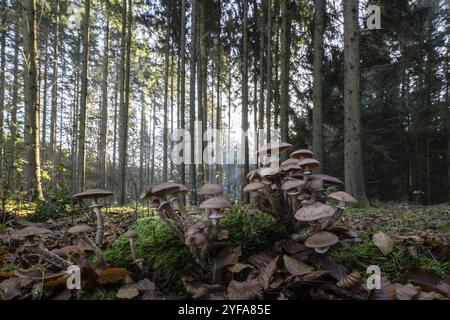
[73,189,114,246]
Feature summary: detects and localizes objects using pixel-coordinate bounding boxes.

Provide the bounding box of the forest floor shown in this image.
[0,202,449,300]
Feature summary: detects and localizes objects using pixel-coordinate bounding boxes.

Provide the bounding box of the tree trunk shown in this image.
[41,33,48,164]
[241,0,249,202]
[179,0,186,187]
[189,0,197,203]
[258,1,265,149]
[0,0,6,193]
[9,16,20,191]
[118,0,132,205]
[162,12,170,182]
[312,0,324,167]
[266,0,272,142]
[117,0,132,204]
[139,92,145,193]
[22,0,44,200]
[98,0,110,189]
[343,0,366,201]
[49,1,60,167]
[279,0,290,152]
[76,0,91,192]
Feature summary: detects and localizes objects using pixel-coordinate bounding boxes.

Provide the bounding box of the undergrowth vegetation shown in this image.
[104,206,290,291]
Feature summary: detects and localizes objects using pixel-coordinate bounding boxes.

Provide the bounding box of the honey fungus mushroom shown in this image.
[198,183,223,200]
[199,197,232,239]
[243,181,265,204]
[68,224,104,265]
[257,141,292,157]
[289,149,314,160]
[73,188,114,246]
[304,231,339,253]
[327,191,358,209]
[125,230,144,271]
[298,158,320,176]
[293,202,336,241]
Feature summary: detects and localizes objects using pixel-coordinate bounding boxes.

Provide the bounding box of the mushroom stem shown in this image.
[90,198,104,246]
[80,235,104,266]
[129,238,137,261]
[28,244,73,269]
[210,219,219,240]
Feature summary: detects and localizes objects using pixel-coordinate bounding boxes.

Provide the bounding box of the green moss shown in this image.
[103,217,197,291]
[0,263,22,272]
[332,239,450,282]
[220,206,291,257]
[104,206,291,291]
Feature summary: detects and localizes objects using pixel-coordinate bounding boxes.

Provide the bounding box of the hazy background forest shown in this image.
[0,0,449,206]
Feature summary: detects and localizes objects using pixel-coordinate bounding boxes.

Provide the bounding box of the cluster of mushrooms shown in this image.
[243,142,357,254]
[140,182,232,270]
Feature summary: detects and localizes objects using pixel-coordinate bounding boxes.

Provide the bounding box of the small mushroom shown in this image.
[68,224,104,265]
[243,181,265,205]
[73,189,114,246]
[294,202,335,222]
[125,230,144,272]
[298,158,320,176]
[304,231,339,253]
[199,197,232,239]
[257,141,292,156]
[327,191,357,209]
[11,226,52,240]
[289,149,314,160]
[198,183,223,200]
[246,169,260,182]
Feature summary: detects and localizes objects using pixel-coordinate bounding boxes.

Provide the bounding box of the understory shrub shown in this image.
[27,185,82,222]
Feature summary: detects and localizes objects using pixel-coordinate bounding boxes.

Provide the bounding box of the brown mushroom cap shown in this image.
[281,179,305,191]
[307,178,324,190]
[290,149,314,159]
[198,183,223,196]
[139,187,153,201]
[151,182,181,197]
[257,142,292,155]
[11,226,52,239]
[243,181,265,193]
[298,158,321,170]
[309,174,343,185]
[280,163,302,173]
[68,224,93,234]
[304,231,339,248]
[199,197,232,210]
[258,167,278,177]
[124,230,138,238]
[295,202,335,221]
[175,183,189,194]
[73,189,114,199]
[327,191,357,204]
[281,158,301,167]
[246,169,260,181]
